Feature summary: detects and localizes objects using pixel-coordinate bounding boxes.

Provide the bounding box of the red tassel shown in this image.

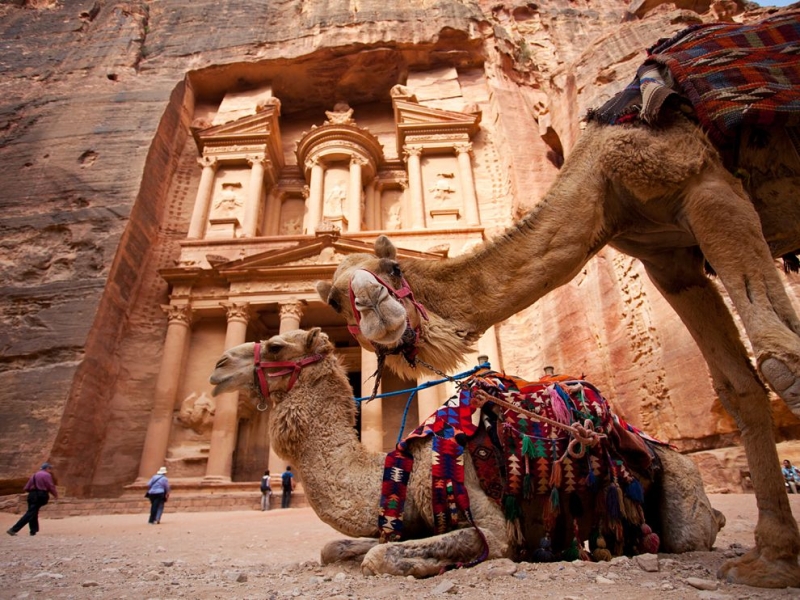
[641,524,660,554]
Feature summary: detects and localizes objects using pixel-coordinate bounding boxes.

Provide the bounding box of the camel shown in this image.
[210,328,723,577]
[314,23,800,587]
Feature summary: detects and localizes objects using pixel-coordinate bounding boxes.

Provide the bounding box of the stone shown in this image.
[635,553,660,573]
[685,577,719,591]
[431,579,456,594]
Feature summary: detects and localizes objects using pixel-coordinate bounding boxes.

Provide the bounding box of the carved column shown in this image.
[188,157,218,239]
[243,156,268,238]
[360,348,383,452]
[305,157,324,234]
[477,326,501,370]
[403,145,426,229]
[266,300,306,475]
[417,374,443,422]
[455,143,480,226]
[136,304,193,482]
[366,178,379,231]
[204,302,251,482]
[347,156,366,233]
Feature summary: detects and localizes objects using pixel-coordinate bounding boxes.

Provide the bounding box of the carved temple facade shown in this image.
[135,72,505,486]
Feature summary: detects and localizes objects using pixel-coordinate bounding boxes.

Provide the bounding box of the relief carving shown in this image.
[213,182,243,213]
[324,183,346,216]
[429,173,456,203]
[325,102,355,125]
[177,392,216,434]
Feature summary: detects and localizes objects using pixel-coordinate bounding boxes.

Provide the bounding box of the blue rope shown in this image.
[353,362,491,446]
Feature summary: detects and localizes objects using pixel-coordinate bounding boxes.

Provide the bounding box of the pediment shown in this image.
[193,106,281,153]
[213,234,447,276]
[394,99,481,131]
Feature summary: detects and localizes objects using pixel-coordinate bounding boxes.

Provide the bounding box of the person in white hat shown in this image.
[145,467,170,524]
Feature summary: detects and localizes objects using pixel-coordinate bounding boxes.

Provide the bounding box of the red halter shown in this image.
[347,270,429,340]
[253,342,325,411]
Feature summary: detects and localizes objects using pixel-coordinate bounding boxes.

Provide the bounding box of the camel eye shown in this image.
[391,263,402,277]
[267,343,283,353]
[328,297,341,312]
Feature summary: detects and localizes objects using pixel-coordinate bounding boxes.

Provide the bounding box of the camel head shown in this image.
[316,235,423,349]
[209,328,334,402]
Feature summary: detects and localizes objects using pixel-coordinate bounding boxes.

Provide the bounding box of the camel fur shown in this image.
[316,111,800,587]
[210,328,721,577]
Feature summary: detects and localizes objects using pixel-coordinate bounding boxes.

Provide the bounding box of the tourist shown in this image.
[7,462,59,537]
[146,466,170,524]
[281,466,295,508]
[260,469,272,511]
[783,459,800,494]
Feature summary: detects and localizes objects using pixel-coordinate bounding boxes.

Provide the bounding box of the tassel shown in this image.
[503,494,520,521]
[625,478,644,504]
[605,484,621,522]
[549,460,563,488]
[623,497,643,525]
[543,487,560,530]
[562,536,580,561]
[522,434,536,457]
[592,535,612,562]
[586,467,597,489]
[641,524,660,554]
[523,473,533,499]
[549,385,572,424]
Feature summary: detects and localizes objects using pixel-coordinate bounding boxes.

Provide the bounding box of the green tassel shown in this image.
[562,536,580,561]
[522,435,536,458]
[504,494,520,521]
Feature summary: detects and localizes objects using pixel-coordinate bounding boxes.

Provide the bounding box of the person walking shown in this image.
[260,469,272,511]
[146,466,170,524]
[281,466,295,509]
[7,462,59,536]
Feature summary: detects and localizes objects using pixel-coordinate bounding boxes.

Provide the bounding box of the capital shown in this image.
[161,304,194,325]
[246,155,269,169]
[197,156,219,169]
[279,300,304,322]
[221,301,252,323]
[351,155,369,168]
[305,156,321,170]
[454,142,473,155]
[403,145,423,161]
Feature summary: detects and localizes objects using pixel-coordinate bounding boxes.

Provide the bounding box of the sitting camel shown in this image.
[210,328,722,577]
[315,14,800,588]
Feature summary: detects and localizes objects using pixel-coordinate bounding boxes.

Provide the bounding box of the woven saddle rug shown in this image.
[587,11,800,151]
[378,370,667,563]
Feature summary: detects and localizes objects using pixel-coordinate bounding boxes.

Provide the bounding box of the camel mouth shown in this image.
[209,375,232,396]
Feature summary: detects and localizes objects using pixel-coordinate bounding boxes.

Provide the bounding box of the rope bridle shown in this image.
[252,342,326,412]
[348,269,430,401]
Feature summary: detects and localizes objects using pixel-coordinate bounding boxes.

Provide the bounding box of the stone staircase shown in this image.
[0,480,307,519]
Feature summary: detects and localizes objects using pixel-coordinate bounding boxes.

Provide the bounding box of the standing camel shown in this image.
[314,18,800,587]
[209,328,721,577]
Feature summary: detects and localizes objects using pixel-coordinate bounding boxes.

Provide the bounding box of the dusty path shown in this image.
[1,494,799,599]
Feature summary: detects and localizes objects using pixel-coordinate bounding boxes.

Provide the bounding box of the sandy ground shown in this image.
[1,494,800,599]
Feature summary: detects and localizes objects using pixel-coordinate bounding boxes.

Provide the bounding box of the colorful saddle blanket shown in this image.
[378,370,666,561]
[587,11,800,148]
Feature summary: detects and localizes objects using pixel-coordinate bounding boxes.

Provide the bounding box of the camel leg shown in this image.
[641,248,800,588]
[360,527,506,578]
[682,171,800,416]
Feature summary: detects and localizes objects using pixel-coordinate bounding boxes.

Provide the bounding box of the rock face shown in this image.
[0,0,797,498]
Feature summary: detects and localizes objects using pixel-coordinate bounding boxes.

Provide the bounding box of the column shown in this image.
[367,178,379,231]
[417,374,442,422]
[304,157,324,234]
[347,156,366,233]
[403,145,426,229]
[360,347,384,452]
[136,304,193,482]
[267,300,306,475]
[264,189,280,236]
[455,142,480,226]
[243,156,268,238]
[477,325,501,370]
[204,302,251,482]
[187,156,218,239]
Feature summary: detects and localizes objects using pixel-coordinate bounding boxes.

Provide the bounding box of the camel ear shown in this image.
[374,235,397,260]
[306,327,331,354]
[315,280,332,303]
